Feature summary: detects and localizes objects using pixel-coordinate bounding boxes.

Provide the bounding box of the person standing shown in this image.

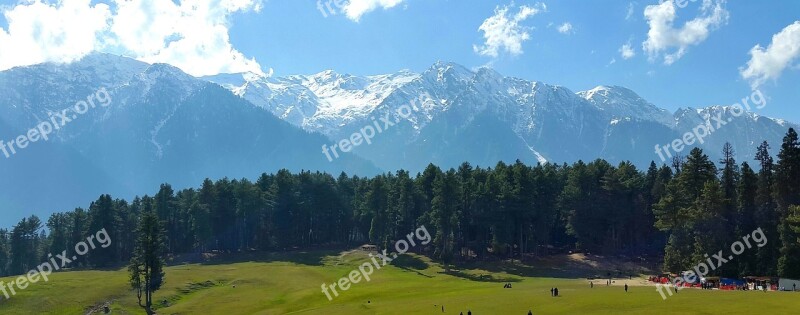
[624,284,628,292]
[590,281,593,288]
[550,288,554,297]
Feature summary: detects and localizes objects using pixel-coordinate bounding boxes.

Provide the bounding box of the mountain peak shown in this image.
[144,63,195,80]
[475,66,504,81]
[581,85,641,100]
[579,85,673,126]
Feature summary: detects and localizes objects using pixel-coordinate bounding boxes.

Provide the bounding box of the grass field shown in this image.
[0,250,798,314]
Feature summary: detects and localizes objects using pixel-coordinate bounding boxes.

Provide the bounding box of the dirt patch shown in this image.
[85,300,113,315]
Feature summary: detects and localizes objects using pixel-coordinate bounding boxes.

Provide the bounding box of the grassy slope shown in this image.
[0,250,798,314]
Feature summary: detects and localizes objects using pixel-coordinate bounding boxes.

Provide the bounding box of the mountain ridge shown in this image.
[206,61,796,171]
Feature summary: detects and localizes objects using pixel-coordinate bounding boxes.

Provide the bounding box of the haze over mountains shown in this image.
[0,54,794,225]
[0,54,377,225]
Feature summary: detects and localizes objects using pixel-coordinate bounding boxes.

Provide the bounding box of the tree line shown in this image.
[2,129,800,279]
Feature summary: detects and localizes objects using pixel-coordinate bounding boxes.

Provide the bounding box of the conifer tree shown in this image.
[129,201,167,315]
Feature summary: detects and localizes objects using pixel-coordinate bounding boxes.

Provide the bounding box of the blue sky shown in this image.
[1,0,799,121]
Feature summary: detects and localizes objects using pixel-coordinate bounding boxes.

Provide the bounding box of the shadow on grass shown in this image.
[441,269,520,283]
[156,280,221,310]
[450,258,608,280]
[393,255,429,270]
[168,248,347,267]
[166,248,645,281]
[392,255,434,278]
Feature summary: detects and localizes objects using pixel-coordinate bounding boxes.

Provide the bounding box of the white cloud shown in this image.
[642,0,728,65]
[619,43,635,59]
[342,0,405,22]
[741,21,800,89]
[0,0,111,71]
[474,2,546,58]
[625,2,635,21]
[0,0,265,76]
[557,22,573,35]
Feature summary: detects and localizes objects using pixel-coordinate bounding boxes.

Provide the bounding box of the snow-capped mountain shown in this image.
[0,53,378,226]
[208,62,797,171]
[578,85,674,126]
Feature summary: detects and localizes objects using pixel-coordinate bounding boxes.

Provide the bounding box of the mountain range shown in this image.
[0,54,377,225]
[0,54,795,225]
[207,61,795,171]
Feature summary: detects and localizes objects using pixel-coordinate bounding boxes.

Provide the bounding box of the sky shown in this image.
[0,0,799,121]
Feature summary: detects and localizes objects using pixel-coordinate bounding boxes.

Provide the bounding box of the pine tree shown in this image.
[366,176,389,249]
[270,170,297,249]
[429,170,461,269]
[154,184,178,252]
[563,161,598,252]
[88,195,118,266]
[737,162,758,276]
[0,229,9,276]
[654,148,717,272]
[690,180,726,276]
[775,128,800,277]
[754,141,778,275]
[69,208,89,267]
[9,216,42,275]
[129,201,167,315]
[46,213,71,261]
[717,143,739,276]
[788,205,800,246]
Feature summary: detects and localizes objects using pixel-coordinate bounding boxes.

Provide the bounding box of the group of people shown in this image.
[447,279,639,314]
[648,276,671,284]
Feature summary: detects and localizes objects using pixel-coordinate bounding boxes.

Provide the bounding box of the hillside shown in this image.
[0,250,797,314]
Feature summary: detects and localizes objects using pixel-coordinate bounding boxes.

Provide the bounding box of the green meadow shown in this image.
[0,250,797,314]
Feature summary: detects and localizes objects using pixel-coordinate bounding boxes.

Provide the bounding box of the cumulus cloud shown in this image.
[557,22,573,35]
[642,0,728,65]
[0,0,265,76]
[0,0,111,71]
[740,21,800,89]
[474,2,546,58]
[619,43,635,59]
[341,0,405,22]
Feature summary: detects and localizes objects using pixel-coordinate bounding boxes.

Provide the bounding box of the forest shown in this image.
[2,129,800,280]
